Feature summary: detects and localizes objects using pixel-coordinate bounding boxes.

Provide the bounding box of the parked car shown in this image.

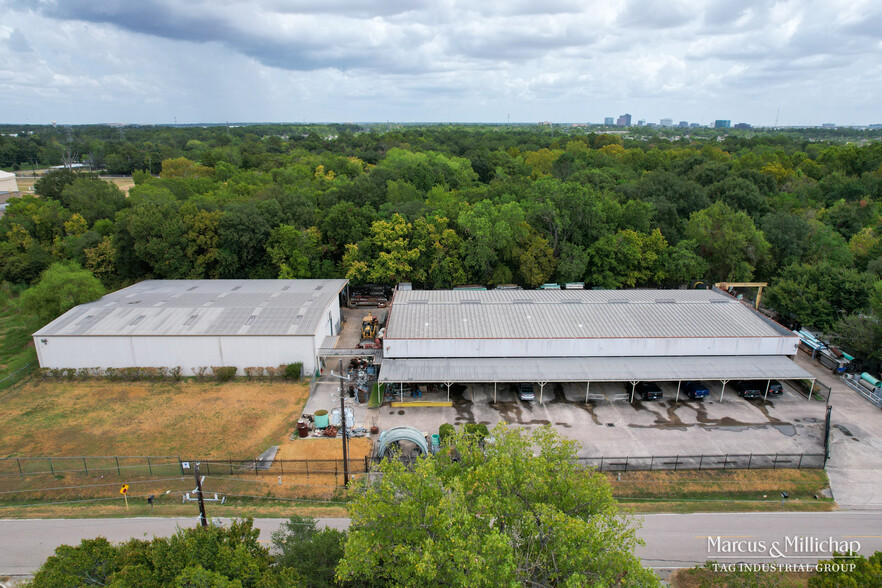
[731,380,763,399]
[768,380,784,395]
[683,381,709,400]
[634,381,663,401]
[517,383,535,402]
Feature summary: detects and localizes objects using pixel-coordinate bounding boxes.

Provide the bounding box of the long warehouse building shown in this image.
[379,288,815,401]
[33,279,348,376]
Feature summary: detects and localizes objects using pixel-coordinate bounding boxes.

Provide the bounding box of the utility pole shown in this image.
[340,394,349,486]
[194,462,208,527]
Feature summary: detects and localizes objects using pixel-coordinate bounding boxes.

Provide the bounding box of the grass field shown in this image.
[12,174,136,196]
[609,469,835,513]
[0,379,310,458]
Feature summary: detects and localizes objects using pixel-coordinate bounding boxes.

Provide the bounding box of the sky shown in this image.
[1,0,880,126]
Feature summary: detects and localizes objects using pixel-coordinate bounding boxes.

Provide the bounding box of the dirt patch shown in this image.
[274,437,374,461]
[0,379,310,459]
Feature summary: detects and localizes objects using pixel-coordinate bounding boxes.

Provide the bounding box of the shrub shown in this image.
[212,366,237,382]
[438,423,455,443]
[170,366,183,381]
[464,423,490,441]
[284,362,303,381]
[244,366,263,379]
[194,366,209,380]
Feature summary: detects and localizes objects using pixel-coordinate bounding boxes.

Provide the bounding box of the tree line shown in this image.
[2,124,882,366]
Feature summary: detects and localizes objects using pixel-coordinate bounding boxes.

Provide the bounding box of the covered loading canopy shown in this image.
[378,355,815,403]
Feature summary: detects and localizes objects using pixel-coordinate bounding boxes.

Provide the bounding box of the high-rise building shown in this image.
[678,121,689,128]
[660,118,674,127]
[689,123,700,128]
[637,119,646,126]
[604,117,615,125]
[616,114,632,126]
[714,120,731,129]
[734,122,752,129]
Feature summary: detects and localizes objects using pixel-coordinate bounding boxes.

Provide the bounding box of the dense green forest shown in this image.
[2,124,882,368]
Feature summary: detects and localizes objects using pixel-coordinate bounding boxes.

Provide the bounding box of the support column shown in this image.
[630,381,638,403]
[719,380,728,403]
[538,382,547,404]
[445,382,452,403]
[675,381,681,403]
[808,379,815,402]
[493,382,497,404]
[585,381,590,404]
[764,379,771,402]
[400,382,403,403]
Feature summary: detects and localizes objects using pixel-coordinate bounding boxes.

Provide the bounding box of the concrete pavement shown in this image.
[3,512,882,577]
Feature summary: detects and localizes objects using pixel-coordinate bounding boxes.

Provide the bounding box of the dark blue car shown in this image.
[683,381,709,399]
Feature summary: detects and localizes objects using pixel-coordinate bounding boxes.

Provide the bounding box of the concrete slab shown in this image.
[793,352,882,509]
[369,378,826,461]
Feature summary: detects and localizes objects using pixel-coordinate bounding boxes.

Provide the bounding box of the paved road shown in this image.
[3,512,882,577]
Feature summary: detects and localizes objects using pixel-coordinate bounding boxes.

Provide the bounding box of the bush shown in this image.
[439,423,455,443]
[170,366,183,381]
[284,362,303,381]
[463,423,490,441]
[212,366,237,382]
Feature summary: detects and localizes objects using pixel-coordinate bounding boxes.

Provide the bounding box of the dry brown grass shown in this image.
[670,565,812,587]
[0,379,310,459]
[14,175,136,195]
[274,437,374,461]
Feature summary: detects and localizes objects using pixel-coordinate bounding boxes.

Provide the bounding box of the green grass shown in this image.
[608,469,835,513]
[0,284,40,386]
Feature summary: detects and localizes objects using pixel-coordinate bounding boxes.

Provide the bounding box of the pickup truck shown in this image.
[683,381,709,399]
[633,381,663,401]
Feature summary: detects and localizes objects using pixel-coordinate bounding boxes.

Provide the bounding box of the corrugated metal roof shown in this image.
[378,356,813,383]
[386,289,789,340]
[34,279,348,337]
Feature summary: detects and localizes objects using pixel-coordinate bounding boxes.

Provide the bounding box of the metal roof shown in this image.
[386,289,792,340]
[378,356,813,383]
[34,279,348,337]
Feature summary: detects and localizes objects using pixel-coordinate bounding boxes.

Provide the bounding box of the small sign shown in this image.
[120,484,129,495]
[181,462,190,469]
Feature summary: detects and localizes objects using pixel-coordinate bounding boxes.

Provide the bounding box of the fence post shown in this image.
[724,454,729,470]
[699,455,704,470]
[335,463,338,485]
[254,461,258,475]
[147,457,152,475]
[280,460,284,476]
[797,454,804,469]
[774,453,779,470]
[649,456,654,471]
[229,459,233,475]
[17,458,22,477]
[179,458,184,476]
[600,457,604,472]
[82,457,88,475]
[747,454,753,470]
[48,457,54,476]
[115,457,121,476]
[364,456,369,473]
[306,460,309,478]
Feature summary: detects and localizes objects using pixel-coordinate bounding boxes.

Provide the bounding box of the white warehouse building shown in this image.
[33,279,348,376]
[379,288,815,402]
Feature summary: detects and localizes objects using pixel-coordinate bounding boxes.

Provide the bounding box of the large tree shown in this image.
[337,424,658,587]
[685,201,771,281]
[20,261,105,322]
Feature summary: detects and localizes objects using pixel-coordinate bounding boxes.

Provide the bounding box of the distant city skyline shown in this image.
[0,1,880,126]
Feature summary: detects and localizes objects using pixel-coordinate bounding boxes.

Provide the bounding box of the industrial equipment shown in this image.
[361,312,378,339]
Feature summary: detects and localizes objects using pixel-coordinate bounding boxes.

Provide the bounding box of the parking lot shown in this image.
[374,380,827,459]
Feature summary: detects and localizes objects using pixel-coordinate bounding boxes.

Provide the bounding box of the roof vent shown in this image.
[184,315,199,326]
[187,286,198,291]
[408,300,428,304]
[315,285,323,290]
[512,299,533,304]
[293,314,304,325]
[127,300,141,304]
[709,299,729,303]
[282,285,291,291]
[560,299,581,304]
[608,299,629,304]
[460,299,481,304]
[655,299,676,304]
[232,286,241,291]
[76,315,94,325]
[129,315,146,326]
[245,315,257,326]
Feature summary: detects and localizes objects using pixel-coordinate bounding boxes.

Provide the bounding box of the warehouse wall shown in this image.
[34,335,317,376]
[384,335,800,359]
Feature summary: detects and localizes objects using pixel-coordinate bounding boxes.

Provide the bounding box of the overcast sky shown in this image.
[1,0,880,126]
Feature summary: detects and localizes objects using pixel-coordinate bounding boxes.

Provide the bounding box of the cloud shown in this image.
[0,0,880,125]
